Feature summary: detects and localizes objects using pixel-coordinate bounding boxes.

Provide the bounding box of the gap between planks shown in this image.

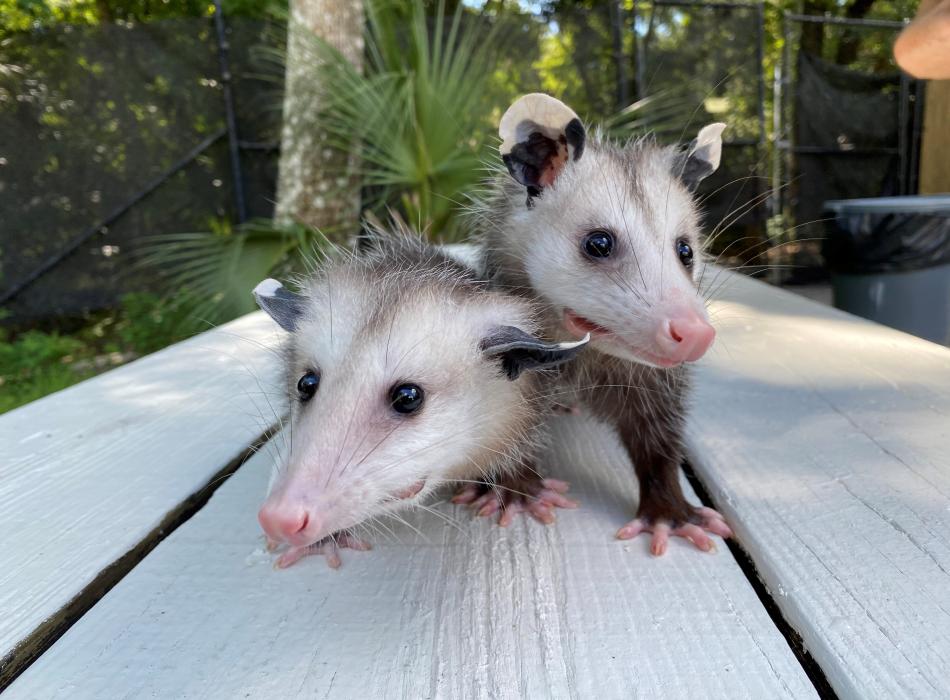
[0,432,271,692]
[683,461,838,700]
[5,413,817,699]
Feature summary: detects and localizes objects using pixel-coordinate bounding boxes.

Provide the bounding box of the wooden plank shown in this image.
[0,312,283,684]
[687,271,950,699]
[919,80,950,195]
[5,414,815,699]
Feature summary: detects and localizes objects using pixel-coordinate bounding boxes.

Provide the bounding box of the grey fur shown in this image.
[253,279,306,332]
[259,229,575,543]
[480,326,589,380]
[475,125,718,527]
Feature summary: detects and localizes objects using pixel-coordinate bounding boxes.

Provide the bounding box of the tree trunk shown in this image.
[835,0,878,65]
[800,0,832,57]
[274,0,364,234]
[608,0,629,110]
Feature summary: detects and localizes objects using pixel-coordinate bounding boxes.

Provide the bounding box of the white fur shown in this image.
[692,123,727,172]
[264,247,545,545]
[495,133,711,365]
[253,278,283,298]
[499,93,581,158]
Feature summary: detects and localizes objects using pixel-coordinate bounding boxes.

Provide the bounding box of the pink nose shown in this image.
[657,310,716,363]
[258,503,309,542]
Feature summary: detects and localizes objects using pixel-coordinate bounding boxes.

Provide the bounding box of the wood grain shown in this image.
[687,270,950,699]
[919,80,950,194]
[0,312,284,683]
[6,414,815,700]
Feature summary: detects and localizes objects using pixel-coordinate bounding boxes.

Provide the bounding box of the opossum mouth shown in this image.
[388,480,426,501]
[562,310,680,369]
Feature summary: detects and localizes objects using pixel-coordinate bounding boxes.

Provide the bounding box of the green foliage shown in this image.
[0,292,191,415]
[110,292,195,353]
[138,218,319,329]
[314,0,499,237]
[0,0,282,33]
[141,0,508,329]
[4,0,923,415]
[535,1,622,119]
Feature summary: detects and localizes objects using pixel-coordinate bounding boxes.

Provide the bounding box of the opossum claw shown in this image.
[451,483,483,505]
[273,533,372,570]
[454,475,579,527]
[616,507,732,555]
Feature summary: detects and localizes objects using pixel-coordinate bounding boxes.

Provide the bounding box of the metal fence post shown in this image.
[213,0,248,224]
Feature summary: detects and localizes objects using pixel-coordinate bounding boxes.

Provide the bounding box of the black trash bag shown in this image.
[822,197,950,274]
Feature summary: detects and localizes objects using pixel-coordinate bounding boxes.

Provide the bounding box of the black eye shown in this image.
[677,239,694,267]
[583,230,614,259]
[297,371,319,401]
[390,383,424,415]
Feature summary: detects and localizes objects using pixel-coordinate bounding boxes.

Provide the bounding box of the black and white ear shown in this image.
[676,123,726,191]
[253,278,305,332]
[499,93,585,203]
[480,326,590,381]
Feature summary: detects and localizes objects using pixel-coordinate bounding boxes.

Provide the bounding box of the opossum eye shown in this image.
[297,371,320,401]
[390,383,424,415]
[676,239,694,267]
[582,230,614,259]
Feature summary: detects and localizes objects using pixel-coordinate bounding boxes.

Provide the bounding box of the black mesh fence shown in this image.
[632,1,768,264]
[0,17,281,322]
[793,52,905,243]
[777,15,923,280]
[0,4,925,323]
[3,4,772,325]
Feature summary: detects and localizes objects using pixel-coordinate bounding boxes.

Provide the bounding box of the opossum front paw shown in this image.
[452,476,578,527]
[271,532,372,570]
[616,506,732,555]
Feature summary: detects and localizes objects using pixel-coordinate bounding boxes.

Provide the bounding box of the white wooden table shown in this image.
[2,271,948,699]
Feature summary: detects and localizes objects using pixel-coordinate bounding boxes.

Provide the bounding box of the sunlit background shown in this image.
[1,0,945,414]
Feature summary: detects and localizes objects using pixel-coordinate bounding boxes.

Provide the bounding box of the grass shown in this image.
[0,293,193,414]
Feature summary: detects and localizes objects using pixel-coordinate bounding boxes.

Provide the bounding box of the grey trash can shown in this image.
[822,195,950,346]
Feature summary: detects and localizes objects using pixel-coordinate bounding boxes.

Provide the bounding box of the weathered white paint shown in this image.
[688,271,950,700]
[0,312,284,673]
[6,414,815,700]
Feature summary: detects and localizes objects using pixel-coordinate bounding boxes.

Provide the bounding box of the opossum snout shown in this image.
[258,500,320,546]
[656,308,715,364]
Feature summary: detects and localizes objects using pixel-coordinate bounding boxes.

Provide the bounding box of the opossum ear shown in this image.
[480,327,590,381]
[253,278,305,332]
[676,122,726,191]
[499,93,585,204]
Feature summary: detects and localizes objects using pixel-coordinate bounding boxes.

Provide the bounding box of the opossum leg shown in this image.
[617,427,732,554]
[274,532,372,570]
[452,468,578,527]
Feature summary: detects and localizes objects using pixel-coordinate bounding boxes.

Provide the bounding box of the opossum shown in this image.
[252,232,587,568]
[474,93,733,555]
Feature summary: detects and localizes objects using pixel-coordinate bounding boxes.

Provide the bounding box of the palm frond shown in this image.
[140,0,507,329]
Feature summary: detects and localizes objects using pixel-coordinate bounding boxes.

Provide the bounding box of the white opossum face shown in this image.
[499,93,724,368]
[251,266,586,549]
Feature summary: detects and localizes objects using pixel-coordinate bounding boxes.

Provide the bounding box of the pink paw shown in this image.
[453,477,578,527]
[616,506,732,555]
[269,532,372,570]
